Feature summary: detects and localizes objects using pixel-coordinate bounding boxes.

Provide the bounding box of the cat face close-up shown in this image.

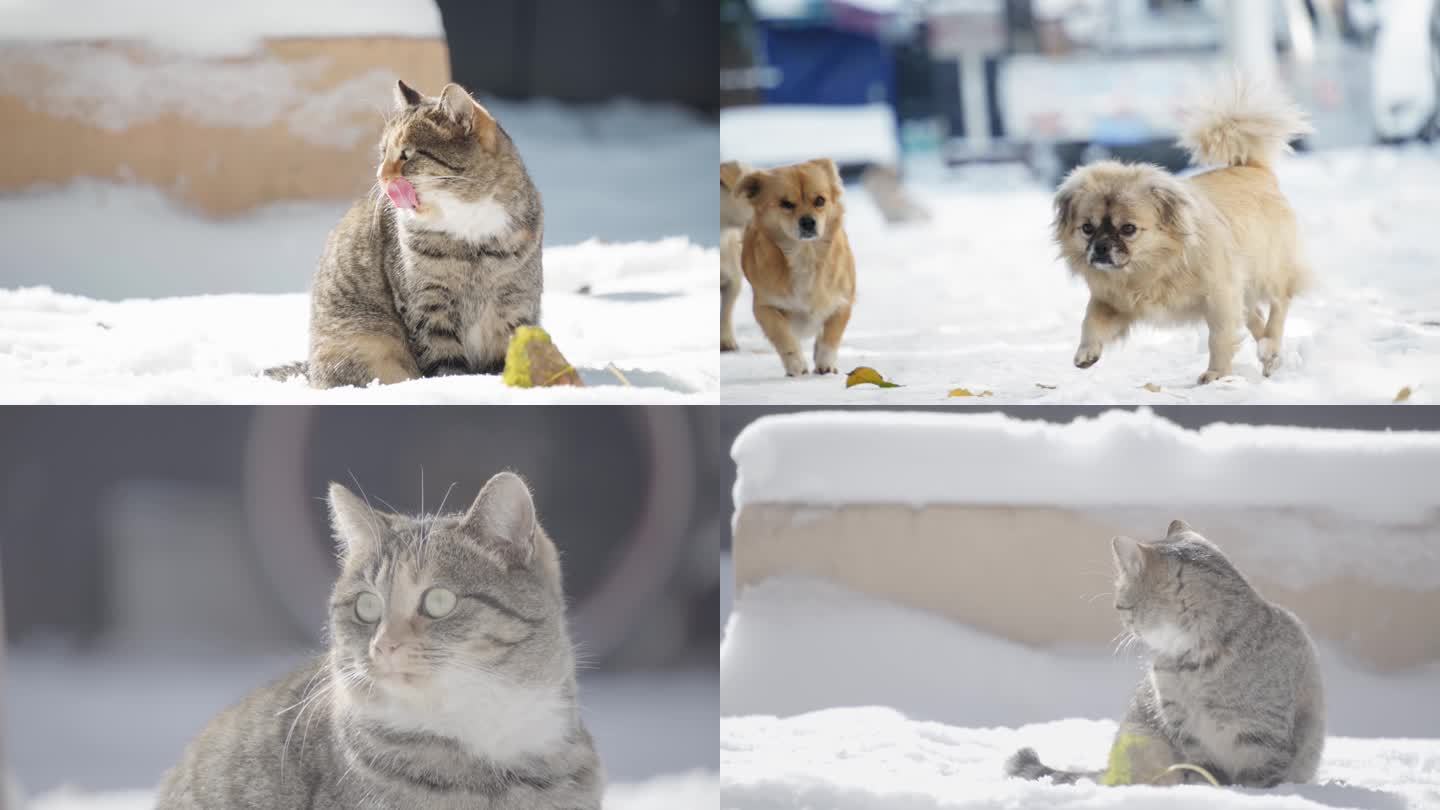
[1110,521,1239,655]
[325,473,570,702]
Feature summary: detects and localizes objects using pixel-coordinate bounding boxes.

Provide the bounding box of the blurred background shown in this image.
[721,0,1433,182]
[0,406,727,795]
[0,0,718,299]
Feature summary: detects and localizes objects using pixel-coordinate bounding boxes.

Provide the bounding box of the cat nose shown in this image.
[376,636,403,655]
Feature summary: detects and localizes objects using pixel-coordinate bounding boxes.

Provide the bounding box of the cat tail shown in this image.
[1005,747,1103,785]
[262,361,308,382]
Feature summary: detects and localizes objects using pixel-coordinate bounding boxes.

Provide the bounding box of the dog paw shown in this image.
[782,353,809,377]
[1197,369,1227,385]
[1257,338,1280,377]
[813,344,839,375]
[720,337,738,352]
[1074,345,1102,369]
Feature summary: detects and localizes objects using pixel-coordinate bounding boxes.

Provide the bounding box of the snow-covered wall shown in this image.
[0,0,444,57]
[729,410,1440,670]
[732,409,1440,523]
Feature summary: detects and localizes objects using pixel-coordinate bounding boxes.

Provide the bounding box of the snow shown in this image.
[26,772,720,810]
[0,235,716,403]
[0,0,444,57]
[723,709,1438,809]
[730,409,1440,524]
[720,578,1440,809]
[720,105,900,167]
[719,148,1440,404]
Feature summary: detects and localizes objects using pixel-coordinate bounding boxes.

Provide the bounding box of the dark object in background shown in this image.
[435,0,718,114]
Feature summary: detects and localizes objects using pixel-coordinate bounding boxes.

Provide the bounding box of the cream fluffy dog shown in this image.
[1056,78,1313,383]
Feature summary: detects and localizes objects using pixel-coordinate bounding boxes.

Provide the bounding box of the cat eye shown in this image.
[355,592,383,624]
[1081,223,1095,235]
[814,196,825,207]
[779,200,796,210]
[1120,224,1138,237]
[421,587,457,619]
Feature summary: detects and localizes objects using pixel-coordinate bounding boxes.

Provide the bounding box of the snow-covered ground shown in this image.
[26,772,720,810]
[721,578,1440,810]
[7,647,718,808]
[0,198,716,403]
[720,146,1440,404]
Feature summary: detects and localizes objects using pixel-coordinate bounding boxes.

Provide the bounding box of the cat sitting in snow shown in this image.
[1007,520,1325,788]
[269,80,543,388]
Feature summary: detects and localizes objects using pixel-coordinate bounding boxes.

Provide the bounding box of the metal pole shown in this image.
[1226,0,1278,79]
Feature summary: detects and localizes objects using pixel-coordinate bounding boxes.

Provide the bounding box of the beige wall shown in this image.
[734,503,1440,671]
[2,37,450,215]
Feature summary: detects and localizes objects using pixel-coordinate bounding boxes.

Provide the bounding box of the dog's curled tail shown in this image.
[262,361,308,382]
[1178,74,1312,171]
[1005,747,1100,785]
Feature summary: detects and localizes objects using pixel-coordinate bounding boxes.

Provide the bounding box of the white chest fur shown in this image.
[416,191,512,243]
[360,672,572,765]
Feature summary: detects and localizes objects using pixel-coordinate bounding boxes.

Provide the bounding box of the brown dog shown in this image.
[736,158,856,376]
[720,160,751,352]
[1055,77,1312,383]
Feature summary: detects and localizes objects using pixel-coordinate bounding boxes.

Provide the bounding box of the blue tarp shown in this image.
[758,22,895,106]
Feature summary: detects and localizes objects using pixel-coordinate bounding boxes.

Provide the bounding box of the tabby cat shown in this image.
[273,80,544,388]
[1007,520,1324,788]
[156,472,602,809]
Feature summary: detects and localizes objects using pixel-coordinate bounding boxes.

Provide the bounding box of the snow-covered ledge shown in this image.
[731,410,1440,671]
[0,1,450,215]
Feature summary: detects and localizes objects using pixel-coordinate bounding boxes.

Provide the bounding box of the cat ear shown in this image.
[1166,519,1194,538]
[394,79,423,110]
[327,482,386,557]
[459,472,537,562]
[1111,535,1149,577]
[438,83,498,151]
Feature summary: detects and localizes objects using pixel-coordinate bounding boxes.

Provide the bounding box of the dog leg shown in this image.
[1198,306,1241,384]
[754,303,808,376]
[1246,305,1266,343]
[813,305,852,375]
[1258,296,1290,377]
[1075,298,1130,369]
[721,276,740,352]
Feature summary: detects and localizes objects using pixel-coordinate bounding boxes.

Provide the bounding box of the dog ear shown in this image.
[804,157,844,200]
[736,170,768,203]
[720,161,745,192]
[1052,175,1080,238]
[1150,180,1197,240]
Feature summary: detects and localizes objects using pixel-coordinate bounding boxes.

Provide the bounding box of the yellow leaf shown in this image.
[948,388,993,398]
[502,326,583,388]
[1394,386,1412,403]
[845,366,901,388]
[1142,382,1162,393]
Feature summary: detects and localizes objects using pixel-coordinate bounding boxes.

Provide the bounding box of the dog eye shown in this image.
[779,200,796,210]
[1120,224,1137,236]
[814,196,825,208]
[1081,223,1095,235]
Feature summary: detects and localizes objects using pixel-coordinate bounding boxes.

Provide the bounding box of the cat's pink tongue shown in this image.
[386,177,418,210]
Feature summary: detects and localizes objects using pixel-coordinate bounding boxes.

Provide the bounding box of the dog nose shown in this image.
[1092,241,1112,258]
[798,215,816,232]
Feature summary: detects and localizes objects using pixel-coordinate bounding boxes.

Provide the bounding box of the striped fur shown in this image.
[288,81,543,389]
[1007,521,1324,788]
[157,473,602,809]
